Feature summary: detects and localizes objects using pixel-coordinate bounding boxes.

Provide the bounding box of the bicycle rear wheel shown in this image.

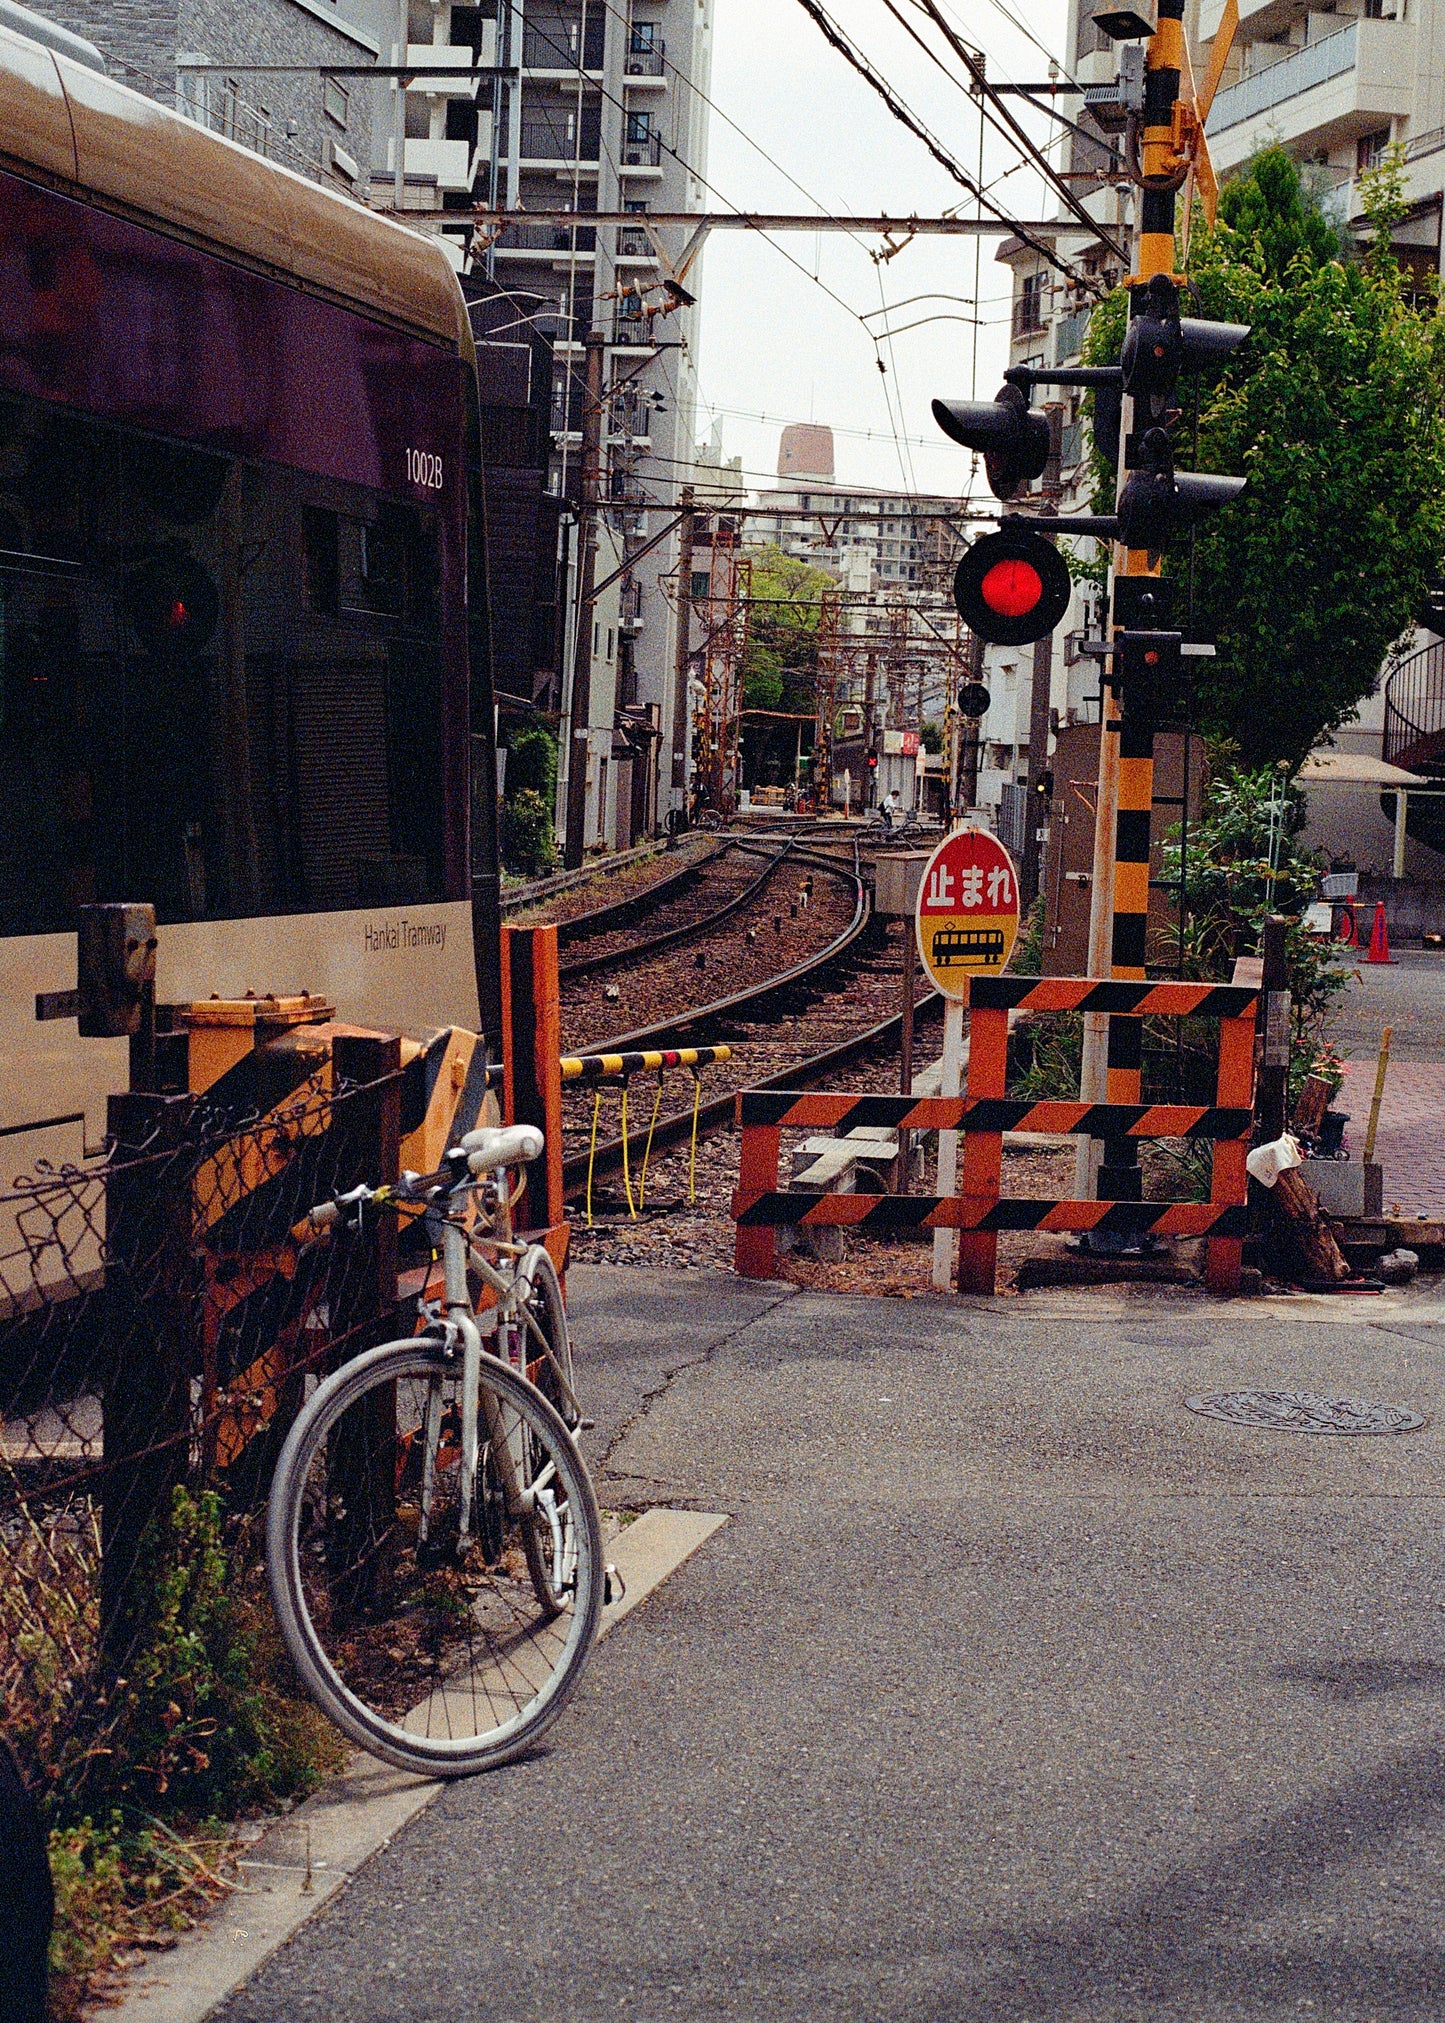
[267,1340,604,1777]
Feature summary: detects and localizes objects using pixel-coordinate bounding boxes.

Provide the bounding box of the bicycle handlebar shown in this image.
[459,1124,544,1176]
[303,1127,546,1231]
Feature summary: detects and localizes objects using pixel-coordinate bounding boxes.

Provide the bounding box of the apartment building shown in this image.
[453,0,715,850]
[746,423,966,596]
[46,0,381,193]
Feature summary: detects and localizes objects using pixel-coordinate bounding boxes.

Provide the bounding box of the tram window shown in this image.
[0,393,450,935]
[302,507,340,614]
[360,514,404,616]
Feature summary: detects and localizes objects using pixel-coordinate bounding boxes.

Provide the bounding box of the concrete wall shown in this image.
[49,0,378,194]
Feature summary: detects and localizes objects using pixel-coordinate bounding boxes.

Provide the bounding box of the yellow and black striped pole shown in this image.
[1080,0,1188,1208]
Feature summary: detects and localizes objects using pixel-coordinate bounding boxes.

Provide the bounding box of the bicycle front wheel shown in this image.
[267,1340,604,1777]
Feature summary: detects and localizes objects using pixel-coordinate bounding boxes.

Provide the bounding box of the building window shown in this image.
[1357,128,1392,173]
[323,76,349,130]
[1015,271,1046,337]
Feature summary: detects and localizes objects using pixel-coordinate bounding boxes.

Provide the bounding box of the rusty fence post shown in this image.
[501,924,564,1236]
[326,1033,402,1614]
[101,1088,198,1672]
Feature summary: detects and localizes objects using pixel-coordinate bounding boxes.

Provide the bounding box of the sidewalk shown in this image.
[181,1262,1445,2023]
[1341,1055,1445,1217]
[1330,952,1445,1218]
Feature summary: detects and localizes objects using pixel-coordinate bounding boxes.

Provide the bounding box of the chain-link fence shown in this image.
[1,1045,401,1819]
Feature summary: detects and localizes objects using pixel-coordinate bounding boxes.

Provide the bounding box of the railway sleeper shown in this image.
[782,1128,925,1261]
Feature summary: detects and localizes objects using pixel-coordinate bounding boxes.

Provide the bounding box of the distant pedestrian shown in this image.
[881,788,900,833]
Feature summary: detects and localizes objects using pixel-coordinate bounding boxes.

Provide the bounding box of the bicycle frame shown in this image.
[416,1173,578,1585]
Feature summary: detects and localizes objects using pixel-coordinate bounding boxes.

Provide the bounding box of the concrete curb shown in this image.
[106,1507,728,2023]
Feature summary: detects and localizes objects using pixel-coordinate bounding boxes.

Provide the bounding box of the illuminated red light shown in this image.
[979,559,1043,618]
[168,599,189,630]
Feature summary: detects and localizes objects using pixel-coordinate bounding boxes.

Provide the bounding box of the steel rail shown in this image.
[582,844,869,1057]
[558,843,796,981]
[561,987,944,1199]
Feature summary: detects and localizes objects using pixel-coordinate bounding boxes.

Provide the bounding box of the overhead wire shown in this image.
[889,0,1126,266]
[787,0,1105,292]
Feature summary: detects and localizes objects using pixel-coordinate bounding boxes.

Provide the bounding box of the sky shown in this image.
[690,0,1072,500]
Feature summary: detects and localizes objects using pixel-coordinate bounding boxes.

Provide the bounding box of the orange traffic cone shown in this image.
[1367,899,1395,965]
[1337,902,1358,947]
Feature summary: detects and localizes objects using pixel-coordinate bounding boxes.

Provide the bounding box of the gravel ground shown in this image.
[566,1136,1081,1294]
[560,854,857,1054]
[504,836,719,930]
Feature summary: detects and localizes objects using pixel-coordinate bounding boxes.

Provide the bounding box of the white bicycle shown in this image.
[266,1125,608,1777]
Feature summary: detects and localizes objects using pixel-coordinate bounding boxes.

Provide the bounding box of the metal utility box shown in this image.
[874,850,932,919]
[1039,725,1203,975]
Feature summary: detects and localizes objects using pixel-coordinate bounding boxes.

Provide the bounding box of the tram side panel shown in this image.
[0,163,482,1203]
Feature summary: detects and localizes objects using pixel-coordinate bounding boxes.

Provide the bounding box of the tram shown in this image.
[0,13,500,1180]
[929,924,1007,970]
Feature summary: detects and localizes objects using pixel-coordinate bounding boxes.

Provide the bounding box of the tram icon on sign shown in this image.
[931,924,1007,969]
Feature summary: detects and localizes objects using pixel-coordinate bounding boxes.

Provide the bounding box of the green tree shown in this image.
[741,545,837,716]
[1083,147,1445,766]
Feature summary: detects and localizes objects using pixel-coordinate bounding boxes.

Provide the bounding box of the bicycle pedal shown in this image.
[604,1563,625,1606]
[578,1416,596,1431]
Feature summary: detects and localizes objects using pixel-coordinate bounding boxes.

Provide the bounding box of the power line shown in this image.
[787,0,1106,295]
[893,0,1126,265]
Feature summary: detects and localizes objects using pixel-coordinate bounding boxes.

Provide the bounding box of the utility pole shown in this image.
[671,483,695,826]
[563,329,606,870]
[1077,0,1190,1211]
[1022,410,1062,907]
[960,628,985,811]
[392,0,407,212]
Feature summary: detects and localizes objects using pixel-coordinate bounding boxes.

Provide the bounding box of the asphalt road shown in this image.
[215,1266,1445,2023]
[1327,948,1445,1061]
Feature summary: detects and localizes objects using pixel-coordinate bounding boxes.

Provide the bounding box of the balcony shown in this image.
[385,137,479,193]
[1206,20,1410,163]
[624,42,666,79]
[522,22,605,70]
[620,131,663,170]
[402,32,492,96]
[616,224,657,259]
[494,219,597,255]
[1054,307,1089,365]
[519,114,601,165]
[612,306,655,348]
[1012,294,1047,341]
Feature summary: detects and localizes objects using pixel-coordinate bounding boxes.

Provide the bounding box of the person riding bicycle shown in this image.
[880,788,900,833]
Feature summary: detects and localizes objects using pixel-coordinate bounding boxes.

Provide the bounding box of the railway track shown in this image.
[558,841,796,982]
[559,842,859,1056]
[558,843,946,1200]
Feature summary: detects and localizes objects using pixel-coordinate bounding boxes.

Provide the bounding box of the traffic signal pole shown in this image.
[1076,0,1187,1209]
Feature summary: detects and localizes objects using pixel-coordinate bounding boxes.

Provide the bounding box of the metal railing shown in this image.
[625,42,665,76]
[519,117,600,162]
[620,131,663,167]
[1207,21,1358,135]
[1384,637,1445,771]
[616,225,656,258]
[1012,294,1047,340]
[522,24,605,68]
[499,218,597,253]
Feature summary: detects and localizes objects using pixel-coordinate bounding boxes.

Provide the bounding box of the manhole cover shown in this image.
[1185,1390,1427,1436]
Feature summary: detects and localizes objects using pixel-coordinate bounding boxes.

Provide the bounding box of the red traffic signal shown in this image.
[123,548,220,658]
[933,385,1050,502]
[952,528,1072,646]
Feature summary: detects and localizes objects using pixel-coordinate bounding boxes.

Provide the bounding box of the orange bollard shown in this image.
[1367,899,1395,965]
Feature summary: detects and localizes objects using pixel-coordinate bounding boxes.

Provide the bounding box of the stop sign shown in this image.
[915,827,1021,1000]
